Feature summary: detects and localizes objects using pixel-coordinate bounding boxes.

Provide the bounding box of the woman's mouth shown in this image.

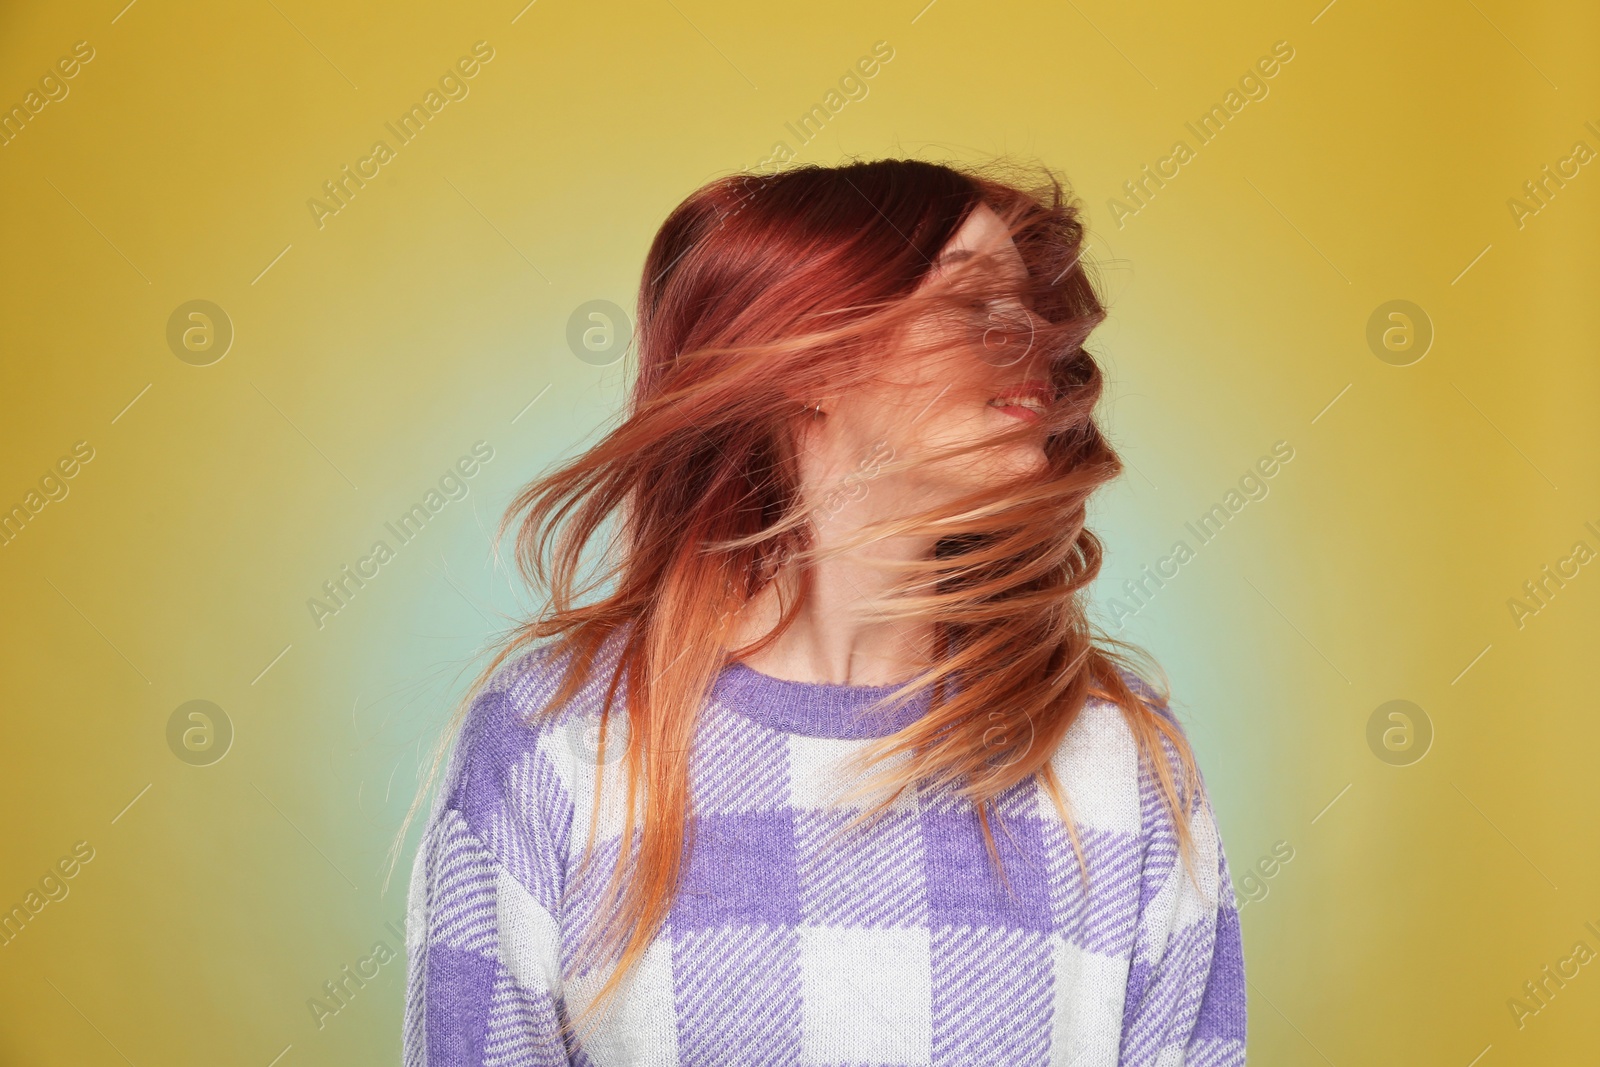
[987,379,1049,423]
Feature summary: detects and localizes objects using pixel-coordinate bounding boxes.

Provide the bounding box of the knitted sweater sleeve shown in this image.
[403,684,575,1066]
[1117,728,1249,1065]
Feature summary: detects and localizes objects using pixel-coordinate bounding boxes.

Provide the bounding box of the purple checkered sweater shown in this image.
[403,642,1247,1065]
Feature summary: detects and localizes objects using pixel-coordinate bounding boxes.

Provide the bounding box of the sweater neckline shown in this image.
[710,659,937,740]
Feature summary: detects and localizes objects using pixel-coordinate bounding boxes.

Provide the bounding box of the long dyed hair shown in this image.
[392,156,1202,1043]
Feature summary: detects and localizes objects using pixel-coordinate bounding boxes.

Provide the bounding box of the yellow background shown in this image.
[1,0,1596,1062]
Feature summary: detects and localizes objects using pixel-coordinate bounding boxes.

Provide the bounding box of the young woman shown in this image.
[397,158,1246,1066]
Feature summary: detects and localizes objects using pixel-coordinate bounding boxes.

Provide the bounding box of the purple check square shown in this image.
[673,810,802,931]
[921,809,1054,931]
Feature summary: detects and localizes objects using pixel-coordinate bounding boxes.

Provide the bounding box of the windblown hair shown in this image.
[390,156,1202,1045]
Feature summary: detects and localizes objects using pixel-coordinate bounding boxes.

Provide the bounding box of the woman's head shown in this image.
[802,199,1057,510]
[628,158,1116,586]
[394,156,1199,1040]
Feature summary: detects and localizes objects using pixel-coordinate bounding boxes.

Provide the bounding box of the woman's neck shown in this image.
[729,524,934,684]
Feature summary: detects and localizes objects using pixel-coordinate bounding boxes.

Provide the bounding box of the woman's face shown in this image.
[801,202,1051,519]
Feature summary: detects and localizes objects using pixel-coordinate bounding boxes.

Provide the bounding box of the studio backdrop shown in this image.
[0,0,1596,1063]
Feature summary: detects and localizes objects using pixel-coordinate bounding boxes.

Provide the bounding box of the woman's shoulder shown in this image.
[1039,665,1193,837]
[1050,664,1183,755]
[441,639,624,819]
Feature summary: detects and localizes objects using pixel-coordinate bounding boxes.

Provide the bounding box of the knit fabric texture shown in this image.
[403,640,1247,1065]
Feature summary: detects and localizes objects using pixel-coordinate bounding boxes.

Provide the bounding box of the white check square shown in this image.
[799,926,932,1064]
